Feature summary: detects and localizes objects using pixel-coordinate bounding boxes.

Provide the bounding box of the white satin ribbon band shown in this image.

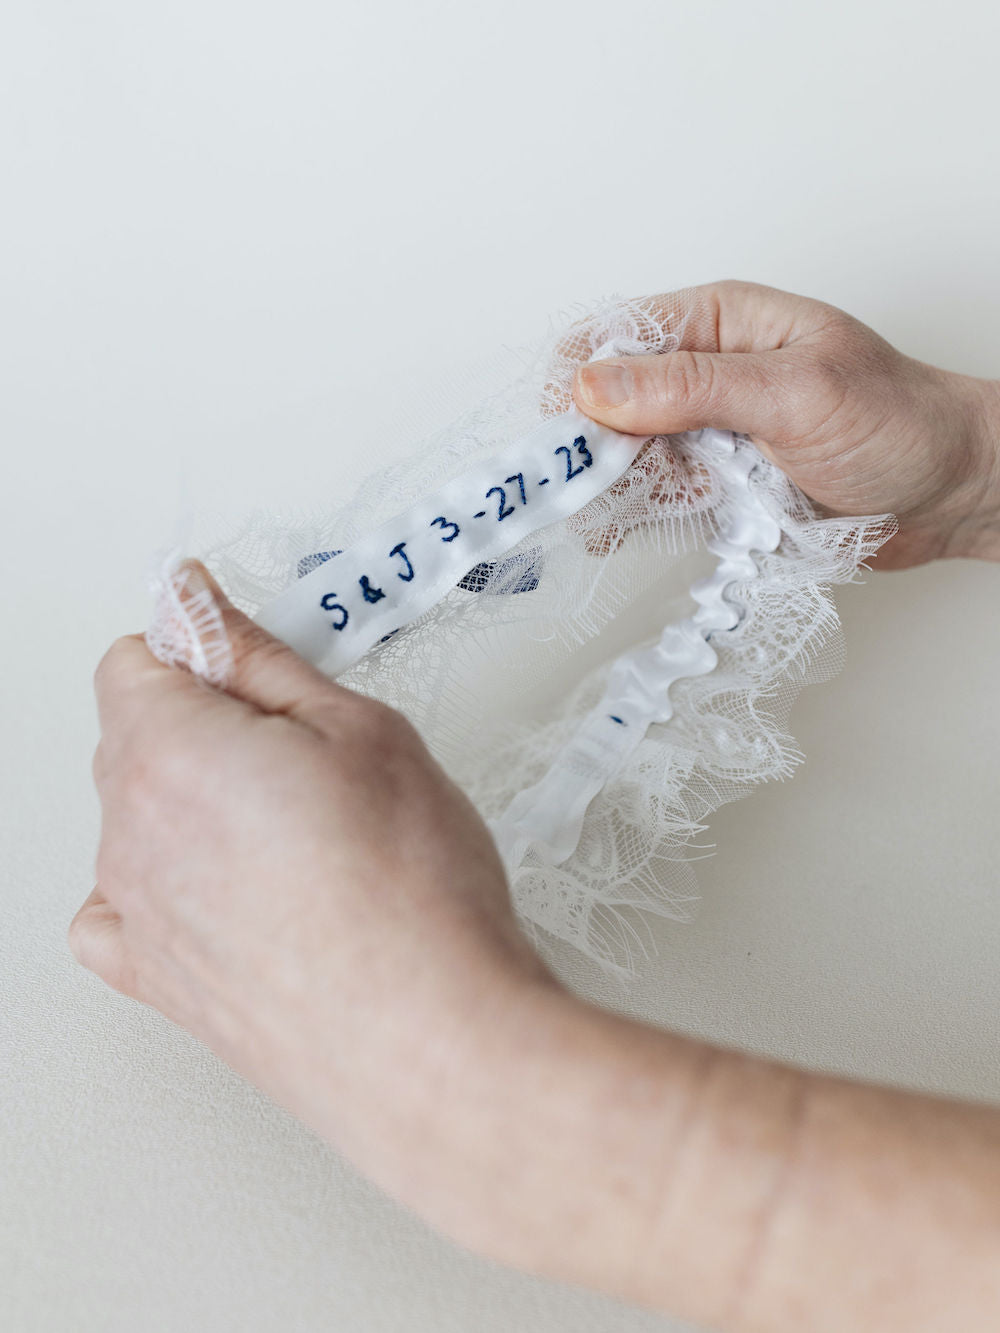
[488,432,783,870]
[255,408,783,876]
[255,409,646,675]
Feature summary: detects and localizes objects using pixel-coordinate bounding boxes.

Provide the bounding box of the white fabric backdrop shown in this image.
[2,2,999,1329]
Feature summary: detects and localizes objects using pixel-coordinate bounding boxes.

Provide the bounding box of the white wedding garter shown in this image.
[147,296,895,973]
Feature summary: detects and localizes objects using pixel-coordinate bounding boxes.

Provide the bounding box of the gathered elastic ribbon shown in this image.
[488,432,781,870]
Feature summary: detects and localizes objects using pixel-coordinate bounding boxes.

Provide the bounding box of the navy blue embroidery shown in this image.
[431,516,460,542]
[506,472,527,505]
[485,485,515,522]
[320,592,349,630]
[296,427,594,641]
[574,435,594,468]
[555,434,594,483]
[390,542,414,581]
[359,575,385,604]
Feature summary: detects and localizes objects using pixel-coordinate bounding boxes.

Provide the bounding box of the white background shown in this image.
[2,2,999,1330]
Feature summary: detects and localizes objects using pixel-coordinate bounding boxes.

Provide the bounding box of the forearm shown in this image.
[377,982,1000,1332]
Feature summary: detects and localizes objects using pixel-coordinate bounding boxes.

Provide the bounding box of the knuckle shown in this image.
[346,695,421,760]
[67,908,94,966]
[711,277,745,298]
[93,634,146,696]
[303,687,409,751]
[93,639,125,691]
[243,622,286,662]
[742,353,783,399]
[707,277,762,307]
[657,350,716,413]
[237,625,296,679]
[811,302,858,343]
[356,695,411,741]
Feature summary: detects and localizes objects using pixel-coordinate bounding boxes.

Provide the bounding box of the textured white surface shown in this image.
[2,2,999,1330]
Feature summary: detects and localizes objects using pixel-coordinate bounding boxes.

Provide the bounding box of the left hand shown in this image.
[72,563,554,1192]
[72,566,1000,1332]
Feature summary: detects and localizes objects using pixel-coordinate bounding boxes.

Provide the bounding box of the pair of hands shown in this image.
[71,282,1000,1331]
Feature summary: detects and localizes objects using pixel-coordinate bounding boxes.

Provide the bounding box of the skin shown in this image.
[72,281,1000,1332]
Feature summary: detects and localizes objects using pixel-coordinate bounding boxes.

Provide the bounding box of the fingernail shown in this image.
[577,361,632,409]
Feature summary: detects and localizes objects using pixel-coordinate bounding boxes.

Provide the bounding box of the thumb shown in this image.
[162,560,350,718]
[573,349,799,441]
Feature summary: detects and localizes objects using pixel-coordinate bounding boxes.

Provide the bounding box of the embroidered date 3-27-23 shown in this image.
[318,435,594,632]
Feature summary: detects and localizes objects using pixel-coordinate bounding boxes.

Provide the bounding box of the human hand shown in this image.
[71,564,554,1202]
[574,280,1000,568]
[69,316,1000,1333]
[71,564,1000,1333]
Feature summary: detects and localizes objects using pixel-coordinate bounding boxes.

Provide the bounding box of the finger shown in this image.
[549,289,724,555]
[644,279,839,355]
[571,278,846,439]
[93,633,177,736]
[543,288,706,419]
[68,887,131,993]
[573,347,804,441]
[95,566,356,744]
[550,279,816,387]
[172,562,355,717]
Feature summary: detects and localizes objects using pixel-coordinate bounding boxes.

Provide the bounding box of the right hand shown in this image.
[574,280,1000,568]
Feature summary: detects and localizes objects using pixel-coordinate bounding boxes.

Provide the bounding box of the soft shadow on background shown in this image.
[2,3,998,1330]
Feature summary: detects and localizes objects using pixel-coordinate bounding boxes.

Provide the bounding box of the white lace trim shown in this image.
[145,295,896,974]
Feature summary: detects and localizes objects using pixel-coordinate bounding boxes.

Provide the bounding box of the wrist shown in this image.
[392,975,801,1329]
[941,371,1000,561]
